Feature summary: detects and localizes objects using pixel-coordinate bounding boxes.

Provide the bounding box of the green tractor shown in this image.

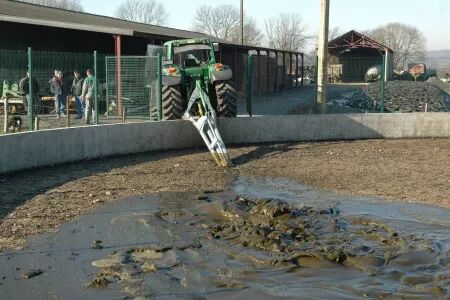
[148,38,237,121]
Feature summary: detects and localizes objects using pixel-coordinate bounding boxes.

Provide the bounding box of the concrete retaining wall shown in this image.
[1,113,449,173]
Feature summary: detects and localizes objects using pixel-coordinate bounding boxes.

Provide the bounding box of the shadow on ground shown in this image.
[0,148,203,220]
[232,143,296,165]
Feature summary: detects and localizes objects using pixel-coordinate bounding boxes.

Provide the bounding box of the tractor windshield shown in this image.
[173,44,211,68]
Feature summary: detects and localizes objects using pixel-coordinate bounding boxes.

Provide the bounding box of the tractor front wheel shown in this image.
[151,85,183,120]
[161,85,183,120]
[151,85,184,121]
[214,81,237,118]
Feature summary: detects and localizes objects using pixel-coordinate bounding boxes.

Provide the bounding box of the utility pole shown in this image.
[240,0,244,45]
[316,0,330,114]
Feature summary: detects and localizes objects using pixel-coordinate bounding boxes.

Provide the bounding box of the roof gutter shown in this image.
[0,15,133,36]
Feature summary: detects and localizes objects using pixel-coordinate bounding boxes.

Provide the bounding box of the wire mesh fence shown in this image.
[1,49,162,133]
[1,48,108,132]
[242,53,450,115]
[2,48,449,133]
[0,49,106,99]
[324,55,450,114]
[105,56,161,122]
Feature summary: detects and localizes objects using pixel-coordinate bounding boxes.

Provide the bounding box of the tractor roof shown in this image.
[164,38,212,47]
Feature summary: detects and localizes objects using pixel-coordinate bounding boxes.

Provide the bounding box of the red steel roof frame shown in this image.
[328,30,393,55]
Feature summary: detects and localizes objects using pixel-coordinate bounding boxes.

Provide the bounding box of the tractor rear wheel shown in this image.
[151,85,183,120]
[214,81,237,118]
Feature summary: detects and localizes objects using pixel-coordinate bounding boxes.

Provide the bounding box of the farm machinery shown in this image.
[148,38,237,167]
[1,81,25,114]
[365,63,439,83]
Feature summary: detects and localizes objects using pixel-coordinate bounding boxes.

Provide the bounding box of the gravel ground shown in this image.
[0,138,449,251]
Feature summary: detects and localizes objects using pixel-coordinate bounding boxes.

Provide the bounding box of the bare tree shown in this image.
[15,0,84,11]
[114,0,169,26]
[364,23,426,68]
[230,17,264,46]
[192,4,264,46]
[264,13,311,52]
[329,27,343,41]
[308,27,342,51]
[192,5,239,41]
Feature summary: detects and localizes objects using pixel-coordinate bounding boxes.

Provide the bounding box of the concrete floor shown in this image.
[237,84,367,116]
[237,85,316,116]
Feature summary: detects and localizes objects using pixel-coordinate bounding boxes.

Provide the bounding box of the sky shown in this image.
[80,0,450,51]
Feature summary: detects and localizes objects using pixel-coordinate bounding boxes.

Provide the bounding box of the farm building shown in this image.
[328,30,394,82]
[0,0,304,98]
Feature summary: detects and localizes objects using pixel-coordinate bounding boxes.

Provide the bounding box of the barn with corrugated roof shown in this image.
[328,30,394,82]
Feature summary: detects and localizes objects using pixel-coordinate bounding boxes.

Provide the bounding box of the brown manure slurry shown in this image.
[2,177,446,299]
[82,184,449,299]
[0,139,449,299]
[1,138,449,252]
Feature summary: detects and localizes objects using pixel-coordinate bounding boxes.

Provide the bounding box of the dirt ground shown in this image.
[0,138,449,251]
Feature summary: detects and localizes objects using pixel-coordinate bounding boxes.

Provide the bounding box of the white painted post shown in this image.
[3,98,8,133]
[34,116,40,131]
[384,49,390,81]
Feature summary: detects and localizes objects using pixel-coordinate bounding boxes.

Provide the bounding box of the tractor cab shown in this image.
[162,38,227,85]
[172,44,213,69]
[163,38,219,68]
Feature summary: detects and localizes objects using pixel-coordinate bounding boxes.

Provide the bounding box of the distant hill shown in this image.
[426,50,450,58]
[425,50,450,76]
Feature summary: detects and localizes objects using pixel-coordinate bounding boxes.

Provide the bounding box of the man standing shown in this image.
[48,69,59,86]
[71,70,84,119]
[81,69,96,124]
[51,71,66,118]
[19,70,39,115]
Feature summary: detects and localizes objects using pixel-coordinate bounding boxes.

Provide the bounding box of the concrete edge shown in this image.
[0,113,449,173]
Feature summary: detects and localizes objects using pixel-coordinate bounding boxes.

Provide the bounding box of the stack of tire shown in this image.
[366,81,449,112]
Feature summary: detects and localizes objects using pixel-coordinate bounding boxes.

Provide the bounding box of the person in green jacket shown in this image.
[81,69,96,124]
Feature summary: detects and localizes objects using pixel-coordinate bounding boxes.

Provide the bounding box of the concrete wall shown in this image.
[1,113,449,173]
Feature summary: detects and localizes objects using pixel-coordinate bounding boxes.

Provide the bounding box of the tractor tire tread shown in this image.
[161,85,183,120]
[215,81,237,118]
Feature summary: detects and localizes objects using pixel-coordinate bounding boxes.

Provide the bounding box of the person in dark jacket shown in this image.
[50,71,66,118]
[71,70,84,119]
[48,69,60,85]
[19,71,40,114]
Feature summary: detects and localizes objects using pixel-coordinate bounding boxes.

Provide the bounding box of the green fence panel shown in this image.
[247,55,253,117]
[380,55,386,113]
[105,56,159,120]
[0,49,106,98]
[28,47,33,130]
[94,51,99,125]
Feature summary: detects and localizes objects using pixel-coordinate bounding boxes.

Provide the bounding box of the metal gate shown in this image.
[105,56,161,120]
